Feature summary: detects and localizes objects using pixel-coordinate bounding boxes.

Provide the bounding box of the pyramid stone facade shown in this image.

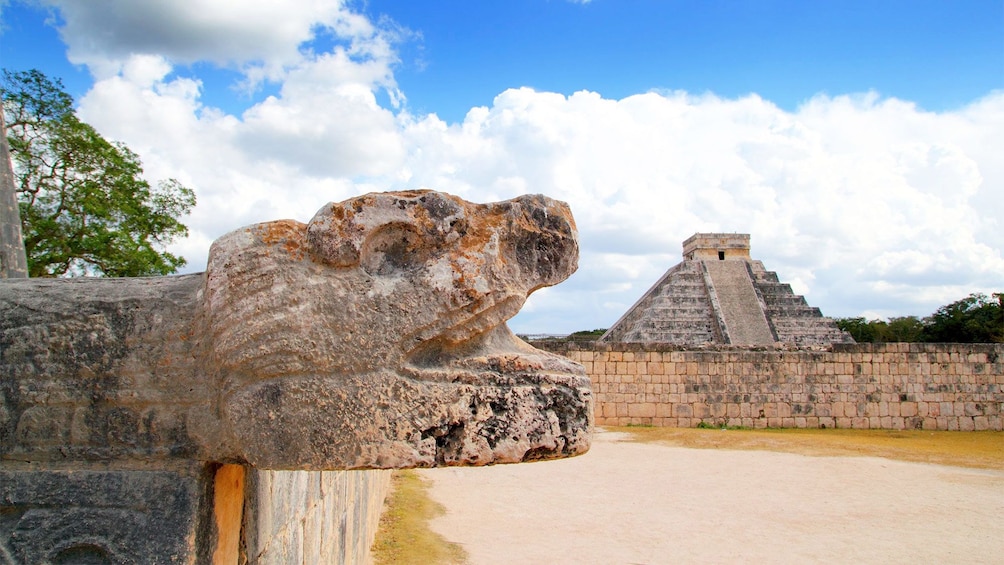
[601,233,853,345]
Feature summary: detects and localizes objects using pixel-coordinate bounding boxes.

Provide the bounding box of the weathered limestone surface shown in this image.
[0,111,28,280]
[1,189,591,469]
[0,465,213,563]
[242,469,392,565]
[0,190,592,563]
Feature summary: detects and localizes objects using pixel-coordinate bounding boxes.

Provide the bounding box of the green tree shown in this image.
[922,293,1003,343]
[883,316,924,342]
[1,69,195,277]
[835,317,882,342]
[837,315,926,343]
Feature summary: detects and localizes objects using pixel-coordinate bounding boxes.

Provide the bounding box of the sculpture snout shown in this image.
[502,194,579,292]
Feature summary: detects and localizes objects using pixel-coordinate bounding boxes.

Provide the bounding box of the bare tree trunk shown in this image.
[0,108,28,278]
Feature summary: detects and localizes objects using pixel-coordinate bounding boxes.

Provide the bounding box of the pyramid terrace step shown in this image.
[762,295,810,306]
[649,297,712,308]
[767,305,823,317]
[755,283,796,295]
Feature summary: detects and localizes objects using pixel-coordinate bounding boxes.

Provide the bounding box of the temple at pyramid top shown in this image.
[682,233,751,261]
[601,233,853,346]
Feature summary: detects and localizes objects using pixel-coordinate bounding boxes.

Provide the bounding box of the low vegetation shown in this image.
[371,470,468,565]
[836,292,1003,343]
[520,328,608,343]
[615,426,1004,470]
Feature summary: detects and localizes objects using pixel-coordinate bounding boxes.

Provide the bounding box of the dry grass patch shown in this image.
[614,426,1004,470]
[371,470,468,565]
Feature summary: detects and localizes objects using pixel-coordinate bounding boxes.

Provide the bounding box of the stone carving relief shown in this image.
[1,190,592,469]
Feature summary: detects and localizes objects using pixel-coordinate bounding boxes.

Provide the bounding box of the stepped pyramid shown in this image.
[601,233,853,345]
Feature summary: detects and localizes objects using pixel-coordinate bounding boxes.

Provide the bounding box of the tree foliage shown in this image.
[835,316,925,343]
[922,293,1003,343]
[837,293,1003,343]
[1,69,195,277]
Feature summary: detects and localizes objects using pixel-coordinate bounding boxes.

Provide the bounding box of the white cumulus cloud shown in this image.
[385,88,1004,330]
[40,1,1003,333]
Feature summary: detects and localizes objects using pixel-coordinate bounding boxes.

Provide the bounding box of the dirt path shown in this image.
[420,429,1004,564]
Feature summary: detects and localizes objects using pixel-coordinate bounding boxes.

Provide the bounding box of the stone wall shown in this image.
[537,342,1004,431]
[243,469,392,565]
[0,464,216,564]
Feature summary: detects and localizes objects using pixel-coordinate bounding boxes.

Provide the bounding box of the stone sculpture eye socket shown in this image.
[360,222,429,276]
[51,543,113,564]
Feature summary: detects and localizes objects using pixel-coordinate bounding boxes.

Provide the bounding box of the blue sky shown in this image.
[374,0,1003,120]
[0,0,1002,333]
[5,1,999,118]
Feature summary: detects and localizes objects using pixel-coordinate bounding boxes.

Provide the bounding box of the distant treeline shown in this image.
[836,293,1003,343]
[521,329,607,343]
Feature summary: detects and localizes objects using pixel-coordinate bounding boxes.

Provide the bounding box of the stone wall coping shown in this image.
[535,341,1004,355]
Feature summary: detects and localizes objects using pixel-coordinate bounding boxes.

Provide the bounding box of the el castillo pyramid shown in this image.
[600,233,853,345]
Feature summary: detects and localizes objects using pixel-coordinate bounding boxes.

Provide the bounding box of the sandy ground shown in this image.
[420,429,1004,564]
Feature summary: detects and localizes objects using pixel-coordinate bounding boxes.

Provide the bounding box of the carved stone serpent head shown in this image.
[197,190,591,469]
[1,190,592,470]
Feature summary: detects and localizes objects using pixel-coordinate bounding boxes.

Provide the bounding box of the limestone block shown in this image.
[629,403,656,418]
[0,466,210,564]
